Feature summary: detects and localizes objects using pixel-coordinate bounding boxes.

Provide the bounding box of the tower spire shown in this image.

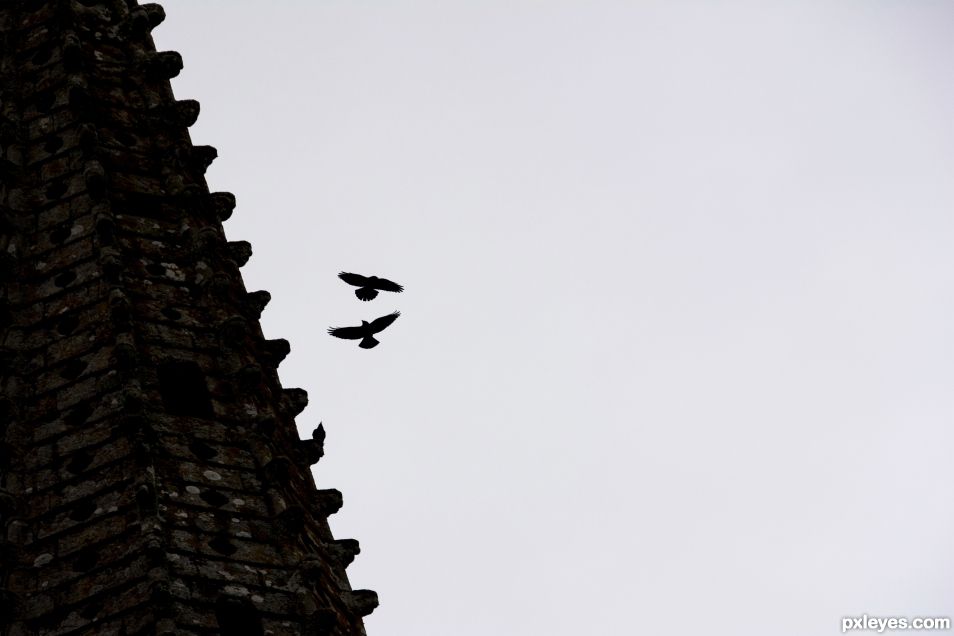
[0,1,375,633]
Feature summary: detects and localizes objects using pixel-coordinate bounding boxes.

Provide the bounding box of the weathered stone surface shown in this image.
[0,2,372,634]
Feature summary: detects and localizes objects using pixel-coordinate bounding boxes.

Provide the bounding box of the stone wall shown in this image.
[0,1,375,634]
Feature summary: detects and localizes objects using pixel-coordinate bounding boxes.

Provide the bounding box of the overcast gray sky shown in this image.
[156,2,954,634]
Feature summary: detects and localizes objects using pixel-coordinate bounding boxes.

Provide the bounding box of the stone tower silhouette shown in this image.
[0,1,376,634]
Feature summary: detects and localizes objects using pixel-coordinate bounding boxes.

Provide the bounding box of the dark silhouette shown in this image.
[0,4,378,632]
[328,311,400,349]
[313,423,326,445]
[338,272,404,301]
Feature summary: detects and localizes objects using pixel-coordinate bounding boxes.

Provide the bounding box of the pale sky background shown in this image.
[155,2,954,634]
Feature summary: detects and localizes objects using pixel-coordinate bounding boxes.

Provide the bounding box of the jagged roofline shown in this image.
[0,1,375,634]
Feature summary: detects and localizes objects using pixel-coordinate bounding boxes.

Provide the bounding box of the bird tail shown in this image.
[359,335,379,349]
[355,288,378,301]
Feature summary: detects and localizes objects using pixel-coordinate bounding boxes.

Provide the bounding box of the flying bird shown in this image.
[328,311,400,349]
[338,272,404,301]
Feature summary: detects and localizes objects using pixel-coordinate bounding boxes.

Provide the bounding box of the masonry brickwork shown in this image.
[0,1,376,634]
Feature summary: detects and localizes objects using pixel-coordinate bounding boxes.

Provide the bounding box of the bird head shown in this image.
[361,320,370,327]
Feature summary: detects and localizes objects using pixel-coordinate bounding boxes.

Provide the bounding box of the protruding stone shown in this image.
[341,590,378,617]
[298,441,325,467]
[174,99,200,126]
[208,192,235,221]
[264,338,290,366]
[312,489,343,516]
[298,423,325,465]
[188,145,217,174]
[129,6,149,32]
[144,51,183,80]
[132,3,166,33]
[325,539,360,567]
[244,290,271,319]
[282,388,308,416]
[227,240,252,266]
[144,3,167,27]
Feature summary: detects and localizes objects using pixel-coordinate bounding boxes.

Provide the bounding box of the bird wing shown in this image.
[338,272,371,288]
[370,277,404,293]
[368,311,400,334]
[327,325,365,340]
